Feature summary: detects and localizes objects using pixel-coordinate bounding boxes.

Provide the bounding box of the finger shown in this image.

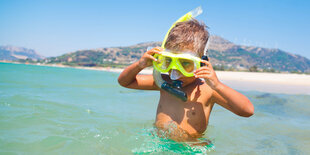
[201,60,214,70]
[150,47,163,53]
[154,47,164,51]
[148,49,162,55]
[195,69,210,74]
[200,60,211,66]
[195,71,211,76]
[195,71,212,77]
[196,69,211,74]
[201,60,213,69]
[154,50,162,54]
[194,66,210,73]
[149,51,162,56]
[195,74,211,79]
[146,55,158,62]
[195,66,207,72]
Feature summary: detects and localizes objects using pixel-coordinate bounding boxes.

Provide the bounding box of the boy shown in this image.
[118,19,254,142]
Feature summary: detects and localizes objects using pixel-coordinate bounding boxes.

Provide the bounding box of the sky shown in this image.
[0,0,309,58]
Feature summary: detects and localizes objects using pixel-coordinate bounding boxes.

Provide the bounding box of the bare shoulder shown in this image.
[187,79,215,106]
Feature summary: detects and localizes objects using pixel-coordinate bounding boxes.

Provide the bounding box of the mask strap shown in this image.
[203,37,210,56]
[201,37,210,66]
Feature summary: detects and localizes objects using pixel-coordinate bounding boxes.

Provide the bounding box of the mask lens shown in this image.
[155,55,172,71]
[179,58,195,73]
[164,57,172,69]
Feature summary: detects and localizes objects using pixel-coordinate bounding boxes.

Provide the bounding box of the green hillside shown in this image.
[39,36,310,73]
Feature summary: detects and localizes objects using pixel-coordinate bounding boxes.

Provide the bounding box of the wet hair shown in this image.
[164,19,209,57]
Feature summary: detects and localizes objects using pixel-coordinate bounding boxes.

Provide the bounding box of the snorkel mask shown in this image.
[153,51,202,78]
[152,6,209,102]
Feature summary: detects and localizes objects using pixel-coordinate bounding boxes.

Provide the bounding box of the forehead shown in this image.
[166,49,199,57]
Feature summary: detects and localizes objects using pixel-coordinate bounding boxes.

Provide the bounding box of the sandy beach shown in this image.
[216,71,310,95]
[94,66,310,95]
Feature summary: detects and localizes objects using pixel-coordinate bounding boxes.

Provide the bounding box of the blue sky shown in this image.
[0,0,309,58]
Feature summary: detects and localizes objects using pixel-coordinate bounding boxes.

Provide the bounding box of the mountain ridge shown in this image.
[2,35,309,73]
[46,35,308,72]
[0,45,44,60]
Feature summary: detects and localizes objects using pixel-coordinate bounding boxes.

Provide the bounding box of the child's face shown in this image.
[167,48,200,86]
[177,73,196,86]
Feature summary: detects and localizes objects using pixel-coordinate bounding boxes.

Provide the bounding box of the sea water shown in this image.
[0,62,309,154]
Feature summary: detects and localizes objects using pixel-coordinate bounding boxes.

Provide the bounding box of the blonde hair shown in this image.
[164,19,209,57]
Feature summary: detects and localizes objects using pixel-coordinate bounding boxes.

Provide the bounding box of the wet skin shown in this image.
[155,75,217,142]
[118,47,254,142]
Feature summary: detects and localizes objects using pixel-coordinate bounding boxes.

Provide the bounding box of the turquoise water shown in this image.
[0,62,310,154]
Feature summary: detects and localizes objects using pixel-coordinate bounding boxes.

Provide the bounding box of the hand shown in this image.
[194,60,221,90]
[138,47,163,69]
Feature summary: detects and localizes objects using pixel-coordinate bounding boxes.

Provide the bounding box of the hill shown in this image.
[0,45,44,61]
[42,36,310,73]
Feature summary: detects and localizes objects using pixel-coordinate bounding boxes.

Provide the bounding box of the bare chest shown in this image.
[156,81,214,134]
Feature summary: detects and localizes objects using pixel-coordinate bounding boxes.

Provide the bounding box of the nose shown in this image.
[169,69,182,75]
[169,69,183,80]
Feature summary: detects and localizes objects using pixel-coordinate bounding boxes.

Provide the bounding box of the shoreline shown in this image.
[2,61,310,95]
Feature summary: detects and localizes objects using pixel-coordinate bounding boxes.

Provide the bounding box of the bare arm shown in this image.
[118,61,158,90]
[212,82,254,117]
[195,60,254,117]
[118,47,163,90]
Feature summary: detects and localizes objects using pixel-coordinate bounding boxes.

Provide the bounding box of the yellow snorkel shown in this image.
[153,6,203,102]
